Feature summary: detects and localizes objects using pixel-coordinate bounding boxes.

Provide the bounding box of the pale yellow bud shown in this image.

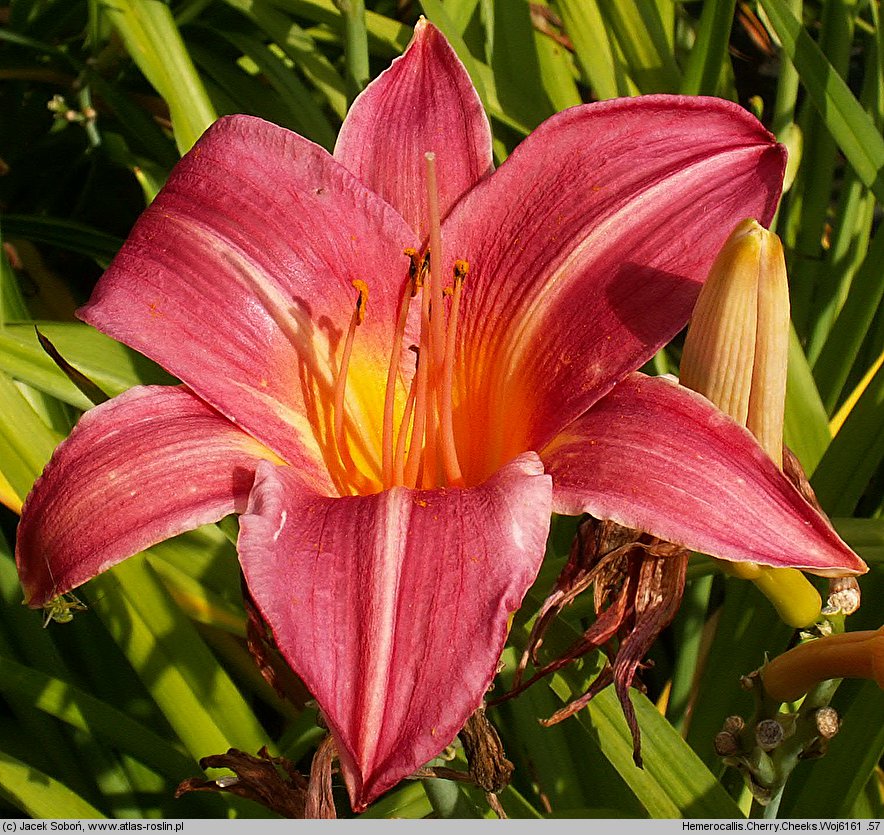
[680,219,820,628]
[681,218,790,468]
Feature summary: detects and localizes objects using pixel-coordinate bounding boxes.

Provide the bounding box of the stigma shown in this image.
[330,152,468,495]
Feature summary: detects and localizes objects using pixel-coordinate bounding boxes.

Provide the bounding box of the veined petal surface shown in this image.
[237,453,552,810]
[16,386,282,606]
[441,96,786,482]
[543,373,866,578]
[80,115,420,482]
[334,18,493,236]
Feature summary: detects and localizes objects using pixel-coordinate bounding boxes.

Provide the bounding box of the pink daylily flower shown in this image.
[16,19,866,812]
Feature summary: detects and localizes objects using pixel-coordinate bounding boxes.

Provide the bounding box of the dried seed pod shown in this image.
[755,719,785,751]
[714,731,741,757]
[723,715,746,735]
[824,577,861,616]
[813,706,840,739]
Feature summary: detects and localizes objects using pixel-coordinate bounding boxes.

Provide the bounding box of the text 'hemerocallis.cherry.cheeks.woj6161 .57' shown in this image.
[15,19,866,813]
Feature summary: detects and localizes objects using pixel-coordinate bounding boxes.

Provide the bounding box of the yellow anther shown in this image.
[351,279,369,325]
[453,259,469,282]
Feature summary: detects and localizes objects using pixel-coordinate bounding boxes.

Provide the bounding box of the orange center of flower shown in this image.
[330,152,468,494]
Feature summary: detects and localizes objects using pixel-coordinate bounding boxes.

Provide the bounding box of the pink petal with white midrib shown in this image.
[80,115,419,474]
[334,19,493,236]
[237,453,552,810]
[543,373,867,578]
[15,386,284,606]
[440,96,786,481]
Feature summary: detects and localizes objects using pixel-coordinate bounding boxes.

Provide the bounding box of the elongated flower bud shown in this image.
[761,626,884,702]
[681,218,789,466]
[680,219,821,628]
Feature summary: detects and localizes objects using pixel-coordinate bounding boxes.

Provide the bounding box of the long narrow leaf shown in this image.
[101,0,217,155]
[812,359,884,516]
[759,0,884,200]
[680,0,737,97]
[0,750,105,818]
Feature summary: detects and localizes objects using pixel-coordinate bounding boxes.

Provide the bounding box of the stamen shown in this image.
[382,254,419,488]
[333,280,368,487]
[393,346,420,485]
[404,269,432,487]
[438,260,468,487]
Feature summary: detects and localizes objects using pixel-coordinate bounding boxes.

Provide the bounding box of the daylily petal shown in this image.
[441,96,786,482]
[542,373,866,578]
[80,115,420,481]
[237,453,552,810]
[16,386,281,606]
[334,18,493,236]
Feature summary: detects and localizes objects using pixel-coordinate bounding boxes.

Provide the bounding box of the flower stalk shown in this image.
[717,621,884,817]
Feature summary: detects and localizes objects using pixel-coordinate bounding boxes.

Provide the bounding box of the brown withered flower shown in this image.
[498,516,689,767]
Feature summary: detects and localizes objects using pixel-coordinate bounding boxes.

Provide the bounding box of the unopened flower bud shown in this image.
[680,219,821,627]
[681,218,789,466]
[761,626,884,703]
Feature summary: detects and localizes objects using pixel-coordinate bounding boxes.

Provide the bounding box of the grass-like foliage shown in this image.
[0,0,881,820]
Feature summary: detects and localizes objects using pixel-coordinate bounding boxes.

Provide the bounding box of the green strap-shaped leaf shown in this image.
[265,0,412,55]
[0,654,197,782]
[812,358,884,516]
[597,0,681,94]
[0,750,105,819]
[87,555,270,763]
[812,219,884,415]
[784,324,832,474]
[550,677,743,818]
[0,322,174,409]
[557,0,638,99]
[1,215,123,268]
[101,0,217,155]
[332,0,369,103]
[508,595,742,818]
[0,370,63,501]
[833,517,884,565]
[759,0,884,201]
[489,0,555,129]
[679,0,737,97]
[532,1,582,113]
